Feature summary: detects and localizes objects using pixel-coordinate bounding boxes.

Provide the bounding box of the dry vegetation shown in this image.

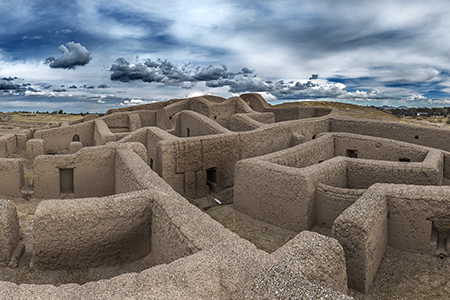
[0,111,84,123]
[278,100,450,128]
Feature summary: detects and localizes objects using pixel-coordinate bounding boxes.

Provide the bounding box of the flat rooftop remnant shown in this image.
[1,93,450,298]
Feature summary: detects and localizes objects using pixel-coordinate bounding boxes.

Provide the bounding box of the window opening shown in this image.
[72,134,80,142]
[399,157,411,162]
[60,168,74,194]
[346,149,358,158]
[187,128,190,137]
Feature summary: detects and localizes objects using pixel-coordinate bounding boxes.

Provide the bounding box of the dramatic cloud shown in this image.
[110,58,349,99]
[110,58,255,89]
[0,80,22,90]
[0,77,31,92]
[46,42,92,69]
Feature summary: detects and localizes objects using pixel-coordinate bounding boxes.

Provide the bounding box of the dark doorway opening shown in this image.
[206,167,217,192]
[428,218,450,257]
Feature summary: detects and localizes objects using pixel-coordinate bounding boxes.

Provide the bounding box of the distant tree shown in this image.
[58,109,63,114]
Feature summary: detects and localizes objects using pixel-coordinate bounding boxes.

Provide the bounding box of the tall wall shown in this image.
[0,200,22,267]
[0,158,24,197]
[33,145,116,198]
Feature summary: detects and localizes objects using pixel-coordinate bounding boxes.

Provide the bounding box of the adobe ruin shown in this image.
[1,93,450,298]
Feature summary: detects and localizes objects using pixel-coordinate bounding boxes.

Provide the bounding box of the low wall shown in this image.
[0,159,24,197]
[31,191,153,270]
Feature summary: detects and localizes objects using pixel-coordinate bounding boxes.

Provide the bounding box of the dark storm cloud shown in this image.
[45,42,92,69]
[97,84,109,89]
[109,57,350,99]
[0,80,21,90]
[1,77,18,81]
[110,58,256,89]
[0,77,31,92]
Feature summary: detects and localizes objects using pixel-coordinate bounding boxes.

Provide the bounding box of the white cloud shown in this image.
[406,94,428,101]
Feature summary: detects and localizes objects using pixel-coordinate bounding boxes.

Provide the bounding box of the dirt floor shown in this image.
[350,246,450,300]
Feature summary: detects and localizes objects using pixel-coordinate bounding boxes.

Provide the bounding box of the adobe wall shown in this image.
[272,231,348,294]
[346,149,443,189]
[31,191,153,270]
[94,119,116,145]
[229,112,274,132]
[156,117,331,198]
[315,183,365,228]
[0,134,17,158]
[34,121,94,154]
[234,132,446,234]
[331,117,450,152]
[0,200,22,268]
[386,185,450,255]
[333,133,428,162]
[331,183,450,292]
[240,93,332,121]
[331,188,388,293]
[100,111,149,132]
[0,159,24,198]
[0,95,363,299]
[234,158,314,231]
[33,144,116,198]
[169,110,231,137]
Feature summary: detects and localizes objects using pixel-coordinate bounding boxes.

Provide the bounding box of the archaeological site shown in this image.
[1,93,450,298]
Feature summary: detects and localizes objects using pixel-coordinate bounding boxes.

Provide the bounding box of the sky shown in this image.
[2,0,450,113]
